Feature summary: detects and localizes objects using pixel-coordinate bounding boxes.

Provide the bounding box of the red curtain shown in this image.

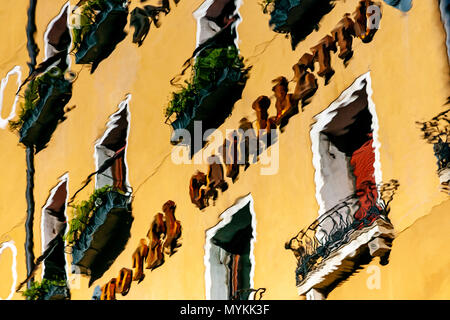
[112,154,125,191]
[350,135,378,223]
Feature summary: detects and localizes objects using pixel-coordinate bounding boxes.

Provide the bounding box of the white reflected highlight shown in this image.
[0,241,18,300]
[0,66,22,129]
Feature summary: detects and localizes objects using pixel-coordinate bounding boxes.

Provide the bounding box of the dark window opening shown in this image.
[96,103,130,193]
[42,177,68,282]
[195,0,241,48]
[210,202,253,300]
[205,0,238,28]
[318,79,378,223]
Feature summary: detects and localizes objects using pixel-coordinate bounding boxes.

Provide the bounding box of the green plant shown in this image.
[166,82,197,116]
[193,46,245,87]
[71,0,126,51]
[22,278,67,300]
[65,185,122,245]
[8,67,65,132]
[165,46,246,117]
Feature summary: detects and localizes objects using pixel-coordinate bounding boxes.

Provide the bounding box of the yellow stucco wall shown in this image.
[0,0,448,300]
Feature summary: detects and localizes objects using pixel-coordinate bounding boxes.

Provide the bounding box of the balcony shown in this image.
[165,28,249,153]
[69,189,133,285]
[262,0,335,49]
[72,0,128,72]
[9,67,72,152]
[22,278,70,300]
[286,194,395,299]
[41,283,71,300]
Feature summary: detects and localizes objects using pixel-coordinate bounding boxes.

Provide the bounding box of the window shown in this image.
[193,0,241,48]
[204,194,256,300]
[40,174,69,282]
[71,96,133,284]
[94,95,131,194]
[43,2,71,69]
[310,72,382,240]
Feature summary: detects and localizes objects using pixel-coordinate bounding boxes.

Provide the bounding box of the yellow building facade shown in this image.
[0,0,449,300]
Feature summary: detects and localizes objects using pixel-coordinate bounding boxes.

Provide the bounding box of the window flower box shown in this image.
[262,0,335,49]
[22,278,70,300]
[40,282,71,300]
[166,44,249,149]
[9,67,72,152]
[68,186,133,285]
[72,0,128,72]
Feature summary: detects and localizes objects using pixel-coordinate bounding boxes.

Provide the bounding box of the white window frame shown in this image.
[193,0,242,49]
[204,193,257,300]
[40,173,70,279]
[310,72,383,217]
[43,1,72,66]
[94,95,132,192]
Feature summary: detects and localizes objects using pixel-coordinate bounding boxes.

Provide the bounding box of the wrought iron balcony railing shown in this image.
[286,189,394,287]
[417,108,449,193]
